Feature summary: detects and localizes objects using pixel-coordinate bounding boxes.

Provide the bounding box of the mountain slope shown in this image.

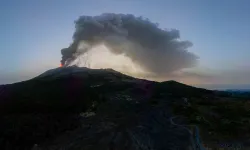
[157,80,213,97]
[0,67,211,150]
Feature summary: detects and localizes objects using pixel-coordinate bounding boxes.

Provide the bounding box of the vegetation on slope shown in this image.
[171,93,250,148]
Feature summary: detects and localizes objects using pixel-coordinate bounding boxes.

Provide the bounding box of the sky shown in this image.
[0,0,250,89]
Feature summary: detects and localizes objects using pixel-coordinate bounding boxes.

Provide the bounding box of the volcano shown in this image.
[0,67,213,149]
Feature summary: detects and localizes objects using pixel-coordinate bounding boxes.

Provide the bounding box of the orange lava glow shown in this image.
[60,63,63,67]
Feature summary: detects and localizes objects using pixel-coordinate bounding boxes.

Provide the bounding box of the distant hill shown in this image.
[198,84,250,90]
[156,80,213,98]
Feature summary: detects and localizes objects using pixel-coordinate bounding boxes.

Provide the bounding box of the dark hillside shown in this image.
[156,80,213,98]
[0,67,219,150]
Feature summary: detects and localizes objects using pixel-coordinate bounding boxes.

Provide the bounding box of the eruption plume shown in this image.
[60,13,198,76]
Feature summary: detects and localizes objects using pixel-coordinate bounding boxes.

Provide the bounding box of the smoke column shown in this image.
[61,13,198,76]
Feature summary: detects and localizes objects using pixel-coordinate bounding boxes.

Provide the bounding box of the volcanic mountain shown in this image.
[0,66,213,149]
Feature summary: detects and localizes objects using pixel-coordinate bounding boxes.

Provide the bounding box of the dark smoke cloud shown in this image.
[61,13,198,75]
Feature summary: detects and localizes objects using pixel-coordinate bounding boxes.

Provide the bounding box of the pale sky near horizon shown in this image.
[0,0,250,89]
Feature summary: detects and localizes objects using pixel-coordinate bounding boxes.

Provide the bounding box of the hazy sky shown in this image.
[0,0,250,89]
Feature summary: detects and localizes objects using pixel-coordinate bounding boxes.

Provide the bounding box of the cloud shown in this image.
[188,68,250,89]
[60,13,198,76]
[138,70,216,85]
[217,69,250,85]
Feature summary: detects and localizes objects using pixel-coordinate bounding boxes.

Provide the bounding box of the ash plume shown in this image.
[61,13,198,75]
